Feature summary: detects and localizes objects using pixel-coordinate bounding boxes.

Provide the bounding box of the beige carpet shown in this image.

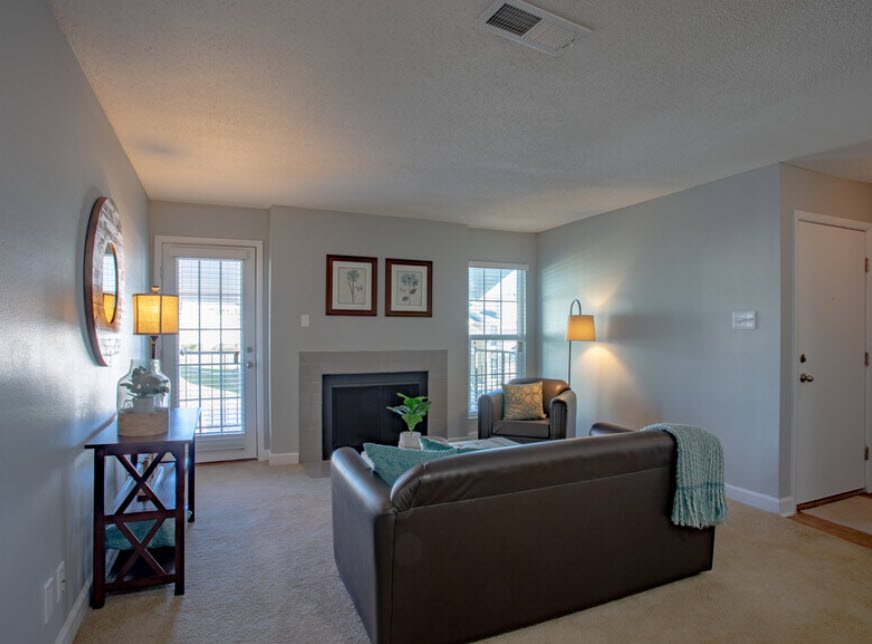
[76,461,872,643]
[803,495,872,535]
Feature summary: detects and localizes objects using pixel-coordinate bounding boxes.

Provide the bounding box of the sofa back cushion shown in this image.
[390,431,674,511]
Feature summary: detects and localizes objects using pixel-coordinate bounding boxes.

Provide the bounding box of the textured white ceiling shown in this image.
[50,0,872,232]
[790,140,872,184]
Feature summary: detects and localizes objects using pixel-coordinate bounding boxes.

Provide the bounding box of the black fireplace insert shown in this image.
[322,371,428,459]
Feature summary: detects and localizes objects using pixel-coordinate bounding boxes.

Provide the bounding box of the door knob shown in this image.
[245,360,254,369]
[799,373,814,383]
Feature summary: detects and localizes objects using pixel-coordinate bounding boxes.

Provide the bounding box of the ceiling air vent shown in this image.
[478,1,591,56]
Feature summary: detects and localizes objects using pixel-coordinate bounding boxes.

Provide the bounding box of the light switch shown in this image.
[301,314,310,328]
[732,311,757,330]
[43,578,54,624]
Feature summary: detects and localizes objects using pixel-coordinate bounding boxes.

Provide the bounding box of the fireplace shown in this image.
[322,371,428,459]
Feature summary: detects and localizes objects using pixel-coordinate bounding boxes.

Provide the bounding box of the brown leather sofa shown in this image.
[477,376,577,442]
[331,425,715,644]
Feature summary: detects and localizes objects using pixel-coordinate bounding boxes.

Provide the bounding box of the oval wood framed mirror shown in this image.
[84,197,124,366]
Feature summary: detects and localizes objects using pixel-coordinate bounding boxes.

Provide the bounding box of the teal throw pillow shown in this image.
[363,442,459,486]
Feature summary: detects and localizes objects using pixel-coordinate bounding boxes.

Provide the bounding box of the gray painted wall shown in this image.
[0,1,148,640]
[149,201,272,448]
[269,206,537,456]
[778,164,872,496]
[150,201,270,244]
[538,166,783,498]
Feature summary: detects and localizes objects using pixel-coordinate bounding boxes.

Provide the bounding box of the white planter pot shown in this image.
[398,431,422,450]
[132,396,156,413]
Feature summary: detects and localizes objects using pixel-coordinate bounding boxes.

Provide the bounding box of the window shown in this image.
[468,263,527,415]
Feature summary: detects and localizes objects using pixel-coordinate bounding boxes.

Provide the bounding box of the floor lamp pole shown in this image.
[567,340,573,387]
[566,298,583,388]
[566,299,595,389]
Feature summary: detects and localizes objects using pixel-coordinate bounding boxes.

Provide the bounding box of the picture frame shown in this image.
[385,258,432,317]
[326,254,377,316]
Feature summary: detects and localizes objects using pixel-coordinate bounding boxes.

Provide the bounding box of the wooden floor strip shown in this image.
[790,511,872,549]
[795,489,865,511]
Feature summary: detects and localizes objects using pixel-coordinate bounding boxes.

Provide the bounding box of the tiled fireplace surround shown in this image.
[299,350,448,462]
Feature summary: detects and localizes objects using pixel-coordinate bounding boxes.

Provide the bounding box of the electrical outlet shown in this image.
[56,561,65,603]
[43,577,54,624]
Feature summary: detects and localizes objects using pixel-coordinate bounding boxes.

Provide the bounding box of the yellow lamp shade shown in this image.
[133,286,179,336]
[566,314,596,342]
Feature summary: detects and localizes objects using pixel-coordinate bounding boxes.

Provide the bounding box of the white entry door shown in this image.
[795,219,867,504]
[160,243,259,461]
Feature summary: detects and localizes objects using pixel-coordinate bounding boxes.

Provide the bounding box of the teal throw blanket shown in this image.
[642,423,727,529]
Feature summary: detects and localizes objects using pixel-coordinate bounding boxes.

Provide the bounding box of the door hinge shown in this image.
[866,257,869,273]
[866,446,870,461]
[866,352,869,367]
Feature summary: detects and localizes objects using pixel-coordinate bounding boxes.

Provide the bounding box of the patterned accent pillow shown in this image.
[502,382,546,420]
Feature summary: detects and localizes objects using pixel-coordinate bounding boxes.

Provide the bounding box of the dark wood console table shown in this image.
[85,407,199,608]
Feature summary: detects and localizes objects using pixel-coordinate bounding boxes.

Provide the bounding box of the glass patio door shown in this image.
[160,244,258,460]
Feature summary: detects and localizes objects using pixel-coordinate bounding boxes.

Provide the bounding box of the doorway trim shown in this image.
[791,210,872,514]
[153,235,267,461]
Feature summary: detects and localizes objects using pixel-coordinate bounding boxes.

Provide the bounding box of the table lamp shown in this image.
[133,285,179,359]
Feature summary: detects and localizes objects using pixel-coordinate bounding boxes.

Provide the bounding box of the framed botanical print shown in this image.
[326,255,377,316]
[385,258,432,317]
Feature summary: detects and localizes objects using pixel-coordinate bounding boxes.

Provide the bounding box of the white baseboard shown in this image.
[778,497,797,516]
[726,484,794,516]
[55,575,91,644]
[267,450,299,465]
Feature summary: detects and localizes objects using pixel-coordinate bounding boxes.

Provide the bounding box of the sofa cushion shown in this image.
[493,419,550,439]
[420,436,453,451]
[502,382,547,420]
[363,442,459,486]
[419,436,487,454]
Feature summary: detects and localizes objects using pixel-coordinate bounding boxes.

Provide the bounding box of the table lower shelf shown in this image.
[104,547,178,591]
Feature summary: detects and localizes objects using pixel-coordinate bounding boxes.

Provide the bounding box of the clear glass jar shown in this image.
[117,359,171,416]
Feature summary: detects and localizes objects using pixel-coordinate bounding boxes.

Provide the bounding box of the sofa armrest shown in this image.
[589,421,635,436]
[477,390,504,438]
[330,448,395,643]
[549,389,577,439]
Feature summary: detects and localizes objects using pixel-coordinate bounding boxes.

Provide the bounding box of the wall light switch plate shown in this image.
[43,577,54,624]
[56,561,65,602]
[301,314,310,328]
[732,310,757,330]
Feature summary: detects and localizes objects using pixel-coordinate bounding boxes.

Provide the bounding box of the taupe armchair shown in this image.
[477,377,576,443]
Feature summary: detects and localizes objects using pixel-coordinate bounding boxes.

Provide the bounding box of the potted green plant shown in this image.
[387,393,431,449]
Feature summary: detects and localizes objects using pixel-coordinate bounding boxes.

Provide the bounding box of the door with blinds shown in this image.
[160,243,258,461]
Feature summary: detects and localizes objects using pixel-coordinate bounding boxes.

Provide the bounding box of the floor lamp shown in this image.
[566,299,596,387]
